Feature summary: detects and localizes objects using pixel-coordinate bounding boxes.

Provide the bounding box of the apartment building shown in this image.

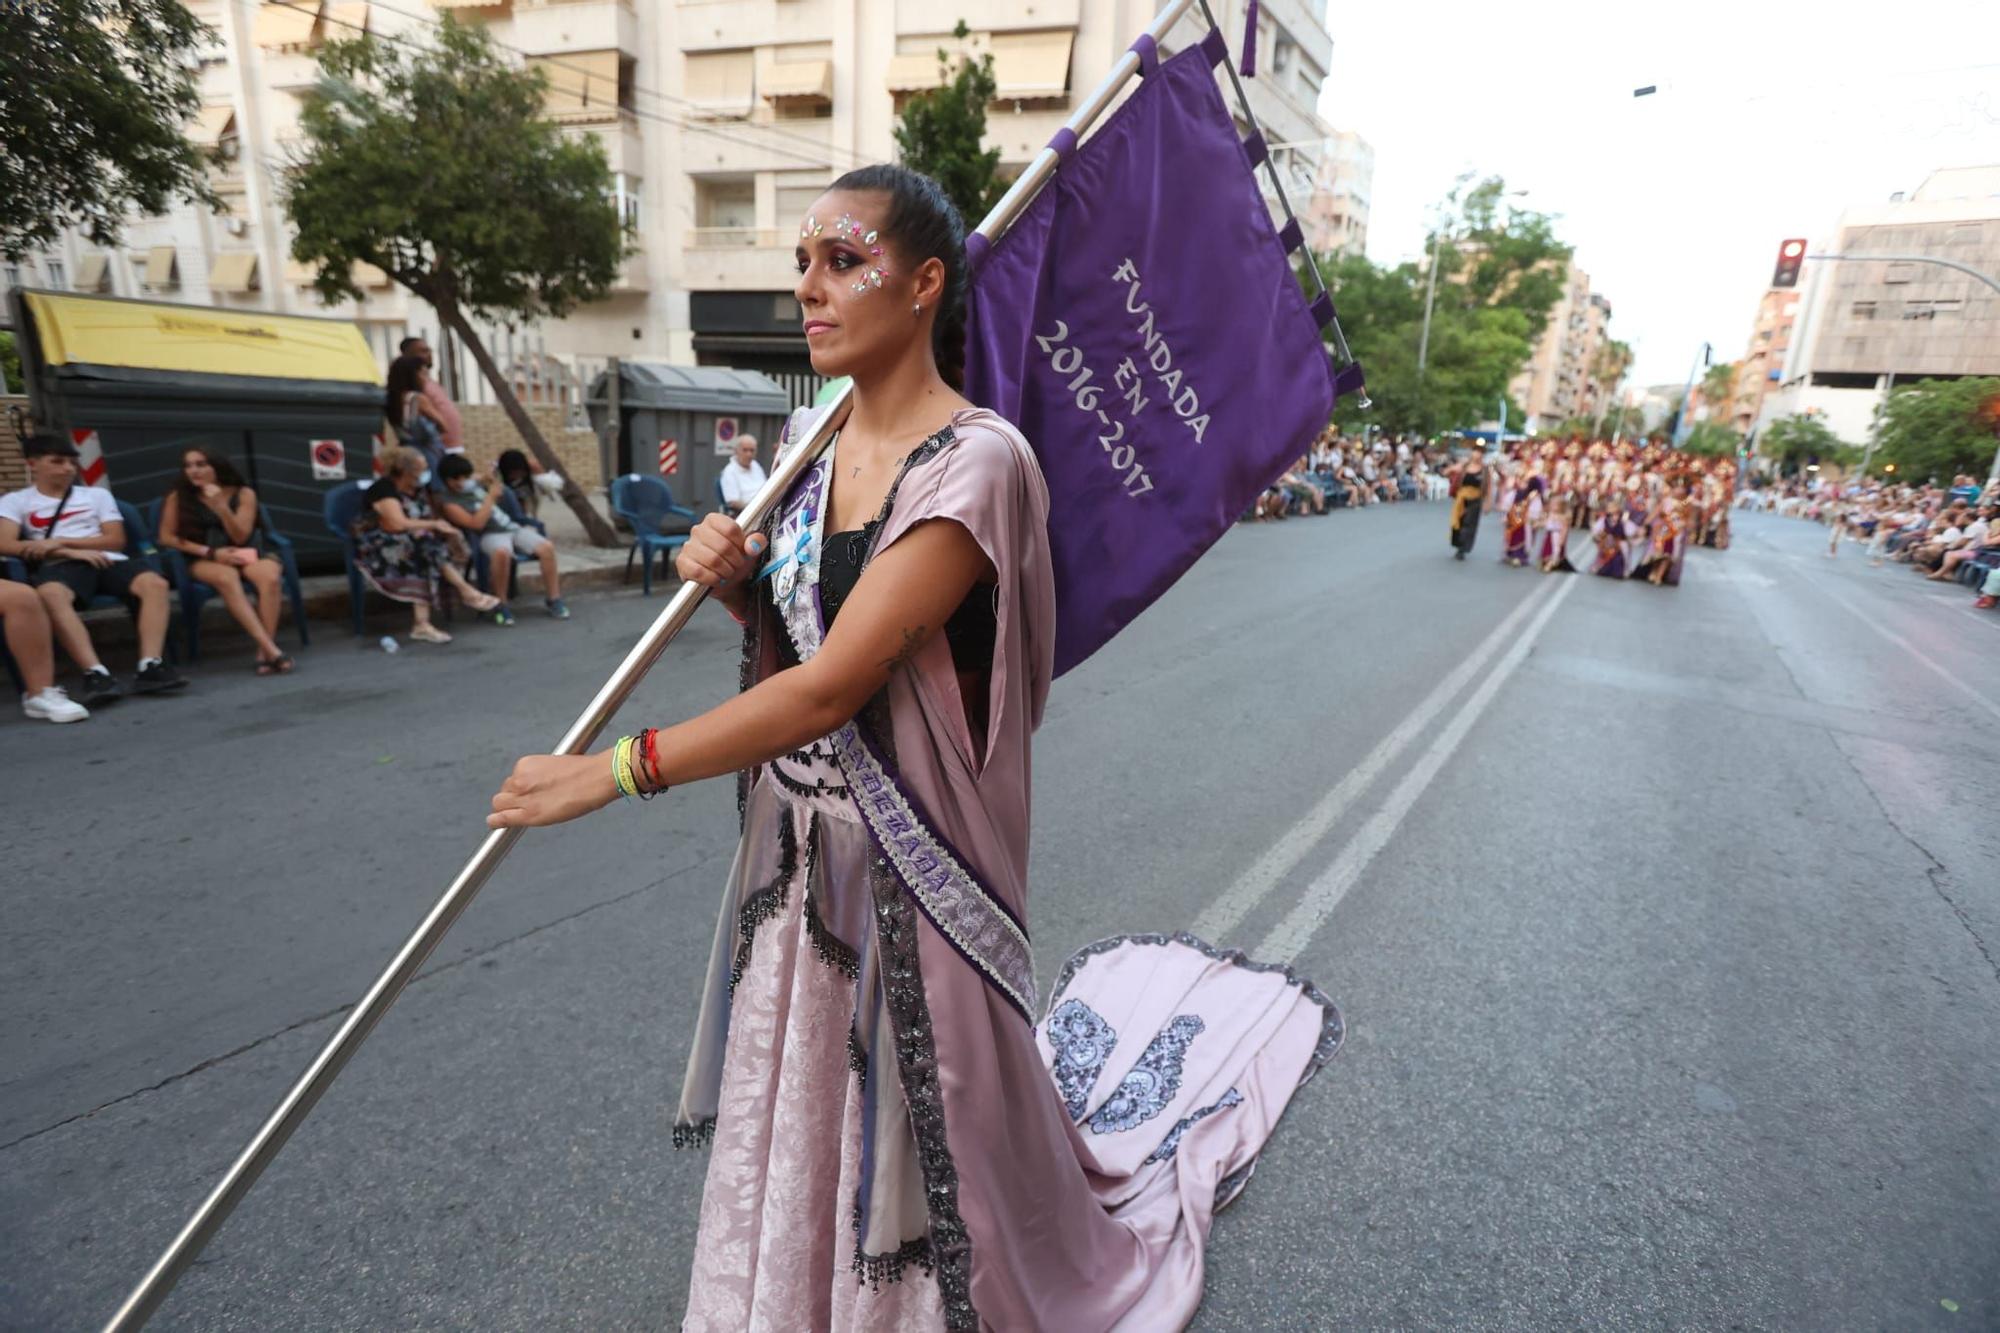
[1298,127,1370,257]
[2,0,1339,400]
[1507,260,1614,433]
[1759,164,2000,443]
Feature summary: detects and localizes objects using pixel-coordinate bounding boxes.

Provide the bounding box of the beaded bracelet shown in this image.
[610,731,668,801]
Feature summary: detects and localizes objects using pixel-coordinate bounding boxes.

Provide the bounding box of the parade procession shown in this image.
[1456,441,1739,586]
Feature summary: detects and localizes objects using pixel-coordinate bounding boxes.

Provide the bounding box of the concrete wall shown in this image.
[455,404,607,491]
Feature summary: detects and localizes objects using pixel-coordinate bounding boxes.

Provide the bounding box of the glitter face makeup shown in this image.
[799,213,825,240]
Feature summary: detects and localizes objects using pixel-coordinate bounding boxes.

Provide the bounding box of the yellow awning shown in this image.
[352,260,390,288]
[252,1,322,48]
[530,49,621,120]
[991,30,1073,99]
[190,104,237,145]
[285,258,393,289]
[144,246,179,287]
[429,0,502,7]
[761,59,832,102]
[886,52,951,94]
[685,50,754,115]
[22,291,382,384]
[75,254,110,293]
[209,252,261,293]
[284,258,319,287]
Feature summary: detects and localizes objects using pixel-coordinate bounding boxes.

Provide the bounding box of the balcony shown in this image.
[683,227,797,292]
[683,116,835,174]
[514,0,636,58]
[894,0,1080,34]
[678,0,836,53]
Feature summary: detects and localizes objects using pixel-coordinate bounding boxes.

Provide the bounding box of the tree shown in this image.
[1,0,222,261]
[1304,175,1567,437]
[287,18,626,545]
[892,22,1005,229]
[1681,420,1741,458]
[0,332,20,396]
[1759,413,1852,474]
[1872,376,2000,482]
[1699,361,1738,420]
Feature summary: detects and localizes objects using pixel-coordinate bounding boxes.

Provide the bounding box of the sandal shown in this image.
[270,652,296,674]
[463,590,502,613]
[409,623,453,644]
[256,656,277,676]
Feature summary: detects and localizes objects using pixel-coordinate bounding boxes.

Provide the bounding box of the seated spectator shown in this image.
[434,453,570,623]
[1906,503,1971,570]
[156,447,294,675]
[1974,563,1999,610]
[352,445,498,644]
[0,433,186,703]
[3,579,90,723]
[1928,505,1995,580]
[718,435,767,517]
[495,448,554,522]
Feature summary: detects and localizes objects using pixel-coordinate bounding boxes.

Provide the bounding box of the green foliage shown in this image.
[1700,361,1737,412]
[0,0,221,260]
[285,17,627,543]
[891,22,1005,229]
[286,17,627,320]
[1758,413,1852,473]
[0,332,20,395]
[1307,174,1566,436]
[1872,376,2000,482]
[1681,420,1741,458]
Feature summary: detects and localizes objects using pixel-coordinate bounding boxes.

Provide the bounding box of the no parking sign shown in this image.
[713,416,739,456]
[310,438,347,480]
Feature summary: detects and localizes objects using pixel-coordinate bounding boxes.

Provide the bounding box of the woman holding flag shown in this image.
[486,165,1340,1329]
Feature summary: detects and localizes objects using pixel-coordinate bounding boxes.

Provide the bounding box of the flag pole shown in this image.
[102,1,1204,1328]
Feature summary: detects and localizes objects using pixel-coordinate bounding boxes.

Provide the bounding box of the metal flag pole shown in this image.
[103,1,1207,1327]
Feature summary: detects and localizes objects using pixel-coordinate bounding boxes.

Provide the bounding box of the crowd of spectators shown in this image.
[1248,430,1452,520]
[1740,471,2000,609]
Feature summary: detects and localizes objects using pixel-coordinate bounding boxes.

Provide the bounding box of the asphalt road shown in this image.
[3,503,1995,1331]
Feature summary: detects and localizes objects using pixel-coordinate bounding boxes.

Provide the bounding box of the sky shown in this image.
[1314,0,2000,387]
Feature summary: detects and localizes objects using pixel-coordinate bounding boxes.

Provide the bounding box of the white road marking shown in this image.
[1190,578,1559,946]
[1257,576,1579,963]
[1810,576,2000,725]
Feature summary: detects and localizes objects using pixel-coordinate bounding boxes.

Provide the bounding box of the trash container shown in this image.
[587,363,791,514]
[8,289,386,573]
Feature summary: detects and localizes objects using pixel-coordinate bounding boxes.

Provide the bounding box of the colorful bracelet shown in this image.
[611,736,639,799]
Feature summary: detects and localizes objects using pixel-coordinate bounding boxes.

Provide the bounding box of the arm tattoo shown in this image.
[880,624,926,672]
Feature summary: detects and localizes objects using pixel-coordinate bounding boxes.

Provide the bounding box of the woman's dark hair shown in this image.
[827,164,970,391]
[496,448,531,484]
[385,354,425,426]
[172,446,248,543]
[436,452,475,482]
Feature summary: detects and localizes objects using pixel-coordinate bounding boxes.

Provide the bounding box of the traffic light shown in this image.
[1772,238,1806,289]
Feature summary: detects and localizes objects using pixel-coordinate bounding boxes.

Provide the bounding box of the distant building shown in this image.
[1300,128,1372,257]
[1759,163,2000,445]
[1508,261,1615,434]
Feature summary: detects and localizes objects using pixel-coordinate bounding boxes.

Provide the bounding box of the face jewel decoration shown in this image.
[851,266,887,296]
[800,213,825,240]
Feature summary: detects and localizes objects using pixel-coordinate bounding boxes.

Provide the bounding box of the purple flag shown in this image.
[965,33,1348,677]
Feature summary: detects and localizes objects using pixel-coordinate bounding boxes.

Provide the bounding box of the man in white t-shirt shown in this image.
[718,435,767,517]
[0,435,186,704]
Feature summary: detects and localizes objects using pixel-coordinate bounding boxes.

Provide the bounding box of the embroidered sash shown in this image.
[771,454,1037,1022]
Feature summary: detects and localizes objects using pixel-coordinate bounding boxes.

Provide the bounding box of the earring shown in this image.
[913,302,921,314]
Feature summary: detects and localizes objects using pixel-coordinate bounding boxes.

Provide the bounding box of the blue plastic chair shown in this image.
[609,474,696,595]
[146,497,309,660]
[462,486,549,601]
[0,566,23,694]
[322,479,377,636]
[1,499,179,663]
[714,475,728,512]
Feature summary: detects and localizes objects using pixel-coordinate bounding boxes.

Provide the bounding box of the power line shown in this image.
[326,0,869,170]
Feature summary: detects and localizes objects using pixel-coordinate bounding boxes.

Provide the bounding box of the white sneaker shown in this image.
[22,686,90,724]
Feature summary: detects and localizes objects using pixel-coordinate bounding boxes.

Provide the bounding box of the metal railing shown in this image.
[684,226,790,249]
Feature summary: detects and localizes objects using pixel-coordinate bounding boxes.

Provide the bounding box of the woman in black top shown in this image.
[1450,451,1487,560]
[157,447,293,674]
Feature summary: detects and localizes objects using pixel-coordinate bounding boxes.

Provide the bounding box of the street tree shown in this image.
[1758,413,1852,475]
[1,0,221,261]
[1308,175,1565,436]
[1872,376,2000,482]
[892,22,1004,229]
[0,331,20,395]
[287,17,626,545]
[1680,420,1740,458]
[1699,361,1738,425]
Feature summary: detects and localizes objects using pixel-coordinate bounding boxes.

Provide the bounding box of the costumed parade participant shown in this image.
[486,167,1342,1331]
[1449,451,1488,560]
[1501,485,1533,567]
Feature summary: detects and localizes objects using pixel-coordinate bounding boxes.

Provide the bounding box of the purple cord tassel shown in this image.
[1241,0,1258,77]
